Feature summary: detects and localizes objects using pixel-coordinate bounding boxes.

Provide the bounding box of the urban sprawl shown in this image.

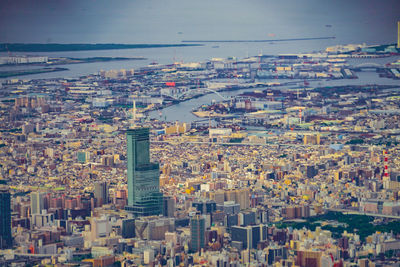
[1,43,400,267]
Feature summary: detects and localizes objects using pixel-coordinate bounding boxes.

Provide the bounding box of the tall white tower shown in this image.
[130,99,137,129]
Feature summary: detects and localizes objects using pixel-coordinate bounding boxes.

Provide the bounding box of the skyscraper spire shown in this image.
[130,98,137,129]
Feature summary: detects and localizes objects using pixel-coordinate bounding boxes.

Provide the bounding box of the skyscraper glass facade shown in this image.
[0,188,12,249]
[125,128,162,217]
[190,214,205,252]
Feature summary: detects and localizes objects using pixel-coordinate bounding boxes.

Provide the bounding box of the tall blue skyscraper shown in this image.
[0,186,12,249]
[125,127,162,217]
[190,214,206,252]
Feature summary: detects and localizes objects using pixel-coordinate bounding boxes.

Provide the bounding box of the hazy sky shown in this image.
[0,0,399,44]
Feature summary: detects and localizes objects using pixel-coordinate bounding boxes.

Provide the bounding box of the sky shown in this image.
[0,0,399,44]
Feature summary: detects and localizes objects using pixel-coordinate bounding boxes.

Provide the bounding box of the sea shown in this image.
[0,0,399,122]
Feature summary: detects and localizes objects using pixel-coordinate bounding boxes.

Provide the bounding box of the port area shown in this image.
[2,43,399,117]
[0,56,147,78]
[190,84,400,130]
[0,56,146,67]
[0,67,68,78]
[46,56,146,66]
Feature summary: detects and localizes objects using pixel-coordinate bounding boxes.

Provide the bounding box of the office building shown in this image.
[239,210,256,226]
[225,214,239,228]
[94,182,108,207]
[231,225,267,249]
[163,196,176,217]
[267,247,289,265]
[134,216,174,240]
[235,188,250,210]
[91,218,111,240]
[125,128,163,217]
[0,187,12,248]
[31,192,45,215]
[31,212,55,228]
[192,199,216,214]
[217,201,240,215]
[190,214,206,252]
[398,21,400,49]
[223,189,250,210]
[121,218,135,238]
[296,250,322,267]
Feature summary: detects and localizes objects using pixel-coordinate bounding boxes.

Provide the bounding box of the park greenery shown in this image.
[275,211,400,241]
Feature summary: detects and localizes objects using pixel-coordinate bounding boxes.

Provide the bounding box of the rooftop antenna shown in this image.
[130,98,137,129]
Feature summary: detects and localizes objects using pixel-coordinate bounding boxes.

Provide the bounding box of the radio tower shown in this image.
[383,149,389,179]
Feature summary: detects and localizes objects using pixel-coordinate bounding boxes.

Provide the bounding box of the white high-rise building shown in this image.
[30,192,45,215]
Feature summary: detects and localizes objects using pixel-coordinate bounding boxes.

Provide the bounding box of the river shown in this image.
[148,74,400,123]
[1,46,399,123]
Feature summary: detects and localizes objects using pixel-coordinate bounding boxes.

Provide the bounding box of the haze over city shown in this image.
[0,0,399,44]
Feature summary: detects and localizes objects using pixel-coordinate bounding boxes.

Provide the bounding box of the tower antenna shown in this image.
[131,98,136,129]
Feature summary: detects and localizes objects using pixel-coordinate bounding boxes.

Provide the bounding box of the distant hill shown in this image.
[0,43,202,52]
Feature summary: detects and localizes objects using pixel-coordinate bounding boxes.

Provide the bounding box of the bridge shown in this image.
[163,87,229,101]
[199,87,229,101]
[351,63,384,71]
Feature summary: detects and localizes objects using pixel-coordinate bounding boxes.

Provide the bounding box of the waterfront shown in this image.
[2,44,399,123]
[0,40,335,79]
[149,56,400,123]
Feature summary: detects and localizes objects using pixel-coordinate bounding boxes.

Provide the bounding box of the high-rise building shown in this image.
[192,199,216,214]
[0,186,12,249]
[121,218,135,239]
[398,21,400,49]
[94,182,108,207]
[125,128,162,217]
[231,225,267,249]
[163,196,176,217]
[296,250,322,267]
[30,192,45,215]
[135,216,175,240]
[190,214,206,252]
[235,188,250,210]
